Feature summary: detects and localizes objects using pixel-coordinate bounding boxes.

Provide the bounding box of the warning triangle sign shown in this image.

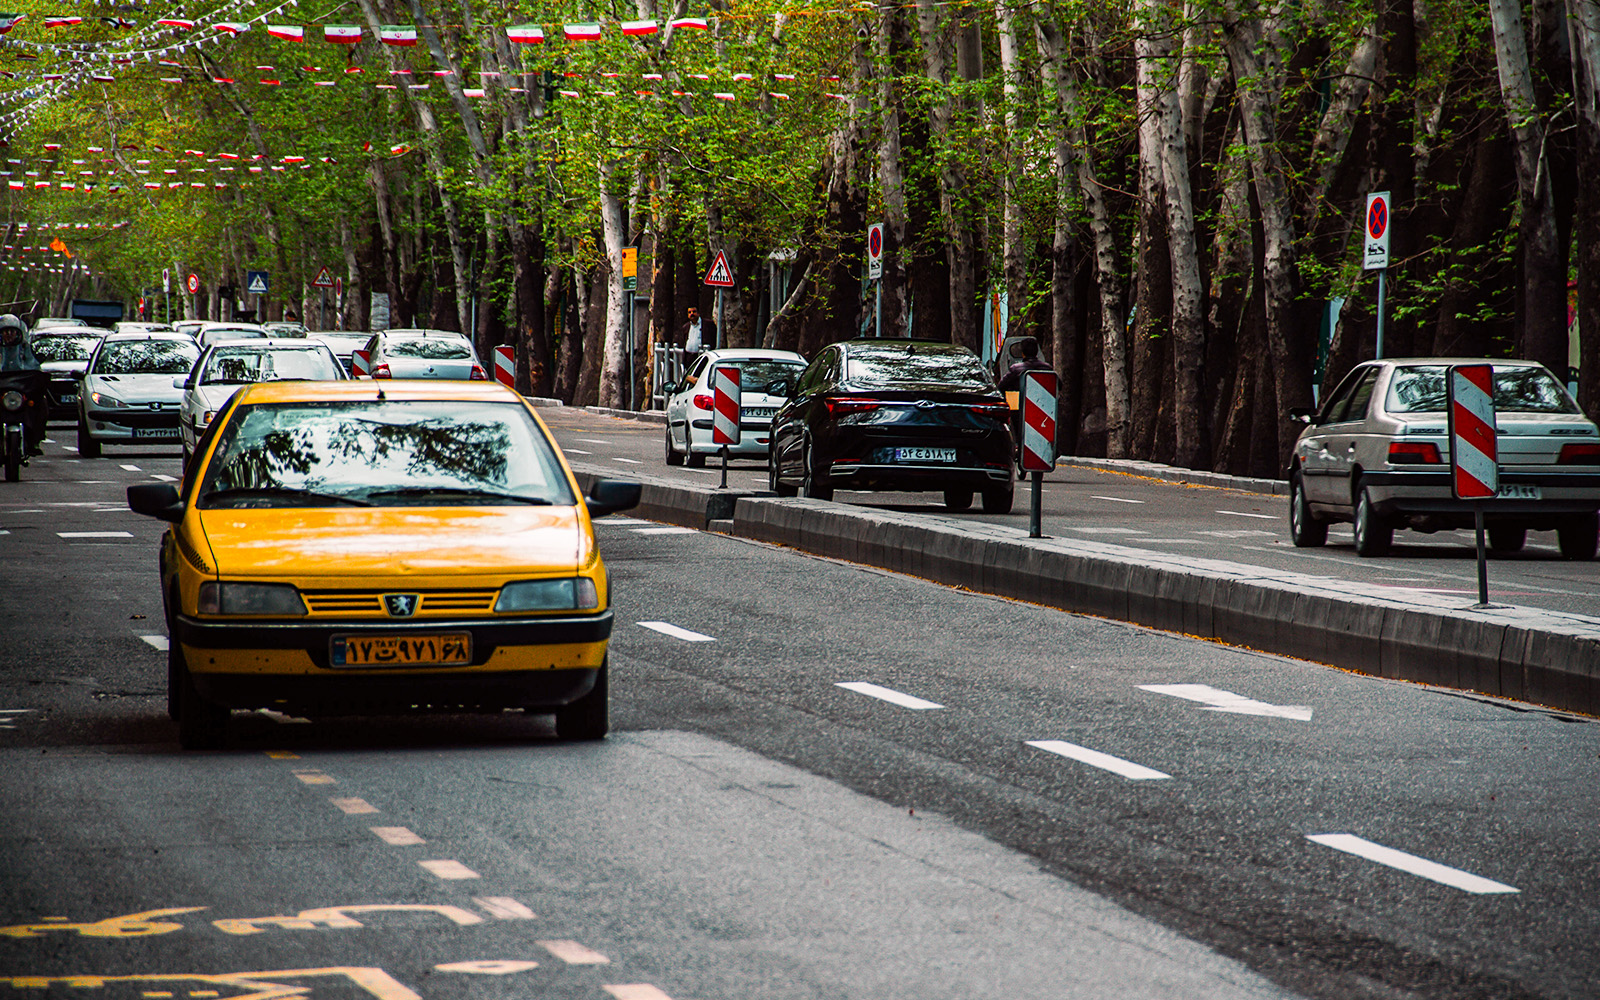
[246,273,269,294]
[703,249,734,287]
[312,266,334,288]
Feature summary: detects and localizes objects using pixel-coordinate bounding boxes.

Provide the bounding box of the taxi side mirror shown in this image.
[128,483,184,523]
[585,479,641,518]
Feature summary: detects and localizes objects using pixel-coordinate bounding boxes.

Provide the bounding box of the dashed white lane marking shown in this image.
[837,681,943,710]
[1197,529,1275,539]
[1217,510,1279,519]
[633,526,695,535]
[1140,683,1313,721]
[565,449,593,455]
[371,826,426,846]
[603,987,674,1000]
[419,859,480,880]
[1306,834,1519,894]
[120,464,142,472]
[1064,526,1147,535]
[293,770,336,785]
[0,709,33,730]
[257,708,311,724]
[139,635,169,651]
[330,797,379,815]
[612,457,644,464]
[151,474,178,482]
[577,438,612,444]
[1026,740,1171,780]
[57,531,133,538]
[1137,538,1208,544]
[0,530,12,536]
[1090,495,1145,504]
[96,507,132,513]
[599,517,649,525]
[474,896,536,919]
[636,621,715,642]
[539,940,610,964]
[434,961,538,975]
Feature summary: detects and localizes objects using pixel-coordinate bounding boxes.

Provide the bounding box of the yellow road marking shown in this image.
[417,860,478,880]
[537,940,609,965]
[264,751,299,760]
[292,772,335,786]
[369,827,424,846]
[1,968,420,1000]
[329,798,377,815]
[1,908,205,939]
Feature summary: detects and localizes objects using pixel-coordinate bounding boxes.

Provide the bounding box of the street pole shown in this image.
[627,291,635,411]
[875,279,882,338]
[716,287,724,350]
[1375,268,1387,359]
[1029,470,1043,538]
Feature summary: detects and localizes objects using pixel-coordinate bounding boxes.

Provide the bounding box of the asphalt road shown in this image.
[2,427,1596,1000]
[538,407,1600,618]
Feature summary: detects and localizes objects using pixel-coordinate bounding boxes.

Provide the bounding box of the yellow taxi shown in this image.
[127,380,640,749]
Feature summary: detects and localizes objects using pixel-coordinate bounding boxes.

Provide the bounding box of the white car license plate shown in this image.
[893,447,956,463]
[1495,484,1540,500]
[60,394,77,404]
[743,407,776,419]
[132,427,181,440]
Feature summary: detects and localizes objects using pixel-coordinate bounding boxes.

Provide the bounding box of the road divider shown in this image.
[568,463,1600,716]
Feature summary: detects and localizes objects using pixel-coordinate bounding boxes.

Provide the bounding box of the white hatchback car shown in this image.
[176,338,348,465]
[664,348,808,466]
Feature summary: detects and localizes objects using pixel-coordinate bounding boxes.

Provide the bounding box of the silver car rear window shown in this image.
[1386,365,1580,414]
[387,339,472,360]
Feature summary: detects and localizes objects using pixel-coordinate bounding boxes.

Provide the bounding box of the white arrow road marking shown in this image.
[1306,834,1519,894]
[139,635,169,651]
[636,621,715,642]
[538,940,610,964]
[1140,683,1313,721]
[0,708,33,730]
[434,961,539,975]
[836,682,943,710]
[1026,740,1171,780]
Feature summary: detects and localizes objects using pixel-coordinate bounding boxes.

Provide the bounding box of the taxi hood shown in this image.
[197,505,588,580]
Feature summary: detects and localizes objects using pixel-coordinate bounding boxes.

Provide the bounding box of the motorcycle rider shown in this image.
[0,314,45,455]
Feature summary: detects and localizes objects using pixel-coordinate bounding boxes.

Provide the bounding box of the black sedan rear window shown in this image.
[845,346,995,391]
[1387,365,1579,414]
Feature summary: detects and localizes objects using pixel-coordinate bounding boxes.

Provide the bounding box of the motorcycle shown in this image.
[0,370,46,482]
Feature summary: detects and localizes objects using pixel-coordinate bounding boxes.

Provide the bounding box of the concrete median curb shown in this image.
[569,462,1600,716]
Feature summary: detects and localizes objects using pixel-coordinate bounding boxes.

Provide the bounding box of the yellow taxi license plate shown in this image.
[331,634,471,668]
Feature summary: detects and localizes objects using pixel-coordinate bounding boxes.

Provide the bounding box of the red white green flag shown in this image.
[506,23,543,43]
[670,17,710,30]
[620,19,657,35]
[44,15,82,28]
[156,18,194,29]
[379,25,417,46]
[564,22,602,41]
[0,14,27,34]
[323,25,362,43]
[266,24,304,41]
[213,22,249,35]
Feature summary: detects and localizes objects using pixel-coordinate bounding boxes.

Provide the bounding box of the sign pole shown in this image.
[627,290,635,411]
[1375,269,1387,359]
[1029,471,1043,538]
[1474,505,1489,606]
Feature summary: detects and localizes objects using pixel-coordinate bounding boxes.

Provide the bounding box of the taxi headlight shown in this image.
[90,390,128,408]
[198,582,308,616]
[495,577,600,612]
[1,390,22,411]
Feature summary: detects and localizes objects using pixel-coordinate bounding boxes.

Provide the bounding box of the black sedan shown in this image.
[768,339,1016,512]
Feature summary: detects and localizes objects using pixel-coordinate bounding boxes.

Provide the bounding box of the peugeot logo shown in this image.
[383,594,419,618]
[148,401,163,410]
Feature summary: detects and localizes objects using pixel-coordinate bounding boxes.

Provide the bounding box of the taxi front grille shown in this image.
[300,588,500,616]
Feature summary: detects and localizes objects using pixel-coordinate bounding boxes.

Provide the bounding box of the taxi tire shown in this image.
[664,427,683,466]
[943,489,973,511]
[76,419,100,458]
[1558,512,1599,560]
[176,654,228,750]
[1353,480,1392,557]
[554,663,607,740]
[981,483,1014,514]
[1289,474,1328,547]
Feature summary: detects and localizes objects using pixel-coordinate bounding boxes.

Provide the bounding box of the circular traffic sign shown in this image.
[868,226,882,258]
[186,272,199,294]
[1367,197,1388,240]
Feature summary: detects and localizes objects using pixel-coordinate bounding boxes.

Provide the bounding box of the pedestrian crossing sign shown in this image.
[703,249,734,287]
[246,270,269,295]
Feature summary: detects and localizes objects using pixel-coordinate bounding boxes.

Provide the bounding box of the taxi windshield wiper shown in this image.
[201,486,373,507]
[361,486,554,505]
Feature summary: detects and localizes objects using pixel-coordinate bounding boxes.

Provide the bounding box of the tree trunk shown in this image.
[995,0,1028,338]
[915,0,979,350]
[1569,0,1600,416]
[1132,13,1171,460]
[598,161,629,408]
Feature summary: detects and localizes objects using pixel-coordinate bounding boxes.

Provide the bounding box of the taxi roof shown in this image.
[233,379,524,405]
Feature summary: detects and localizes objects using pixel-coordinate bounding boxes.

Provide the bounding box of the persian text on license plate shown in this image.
[742,407,776,419]
[132,427,181,440]
[331,633,472,668]
[893,447,956,463]
[1495,484,1541,500]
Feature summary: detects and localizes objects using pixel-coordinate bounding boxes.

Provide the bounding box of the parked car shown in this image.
[76,333,200,457]
[29,329,102,420]
[665,348,807,466]
[768,339,1016,512]
[126,379,640,748]
[263,321,308,338]
[114,321,176,335]
[177,338,348,465]
[196,322,270,350]
[1289,358,1600,559]
[307,332,374,376]
[364,329,487,380]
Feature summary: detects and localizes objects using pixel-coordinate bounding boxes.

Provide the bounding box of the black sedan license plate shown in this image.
[331,633,471,668]
[893,447,956,463]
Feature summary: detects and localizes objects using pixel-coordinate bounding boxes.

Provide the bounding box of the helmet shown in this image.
[0,314,22,341]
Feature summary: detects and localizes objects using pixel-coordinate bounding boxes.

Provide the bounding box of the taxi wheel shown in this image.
[664,427,683,466]
[1289,474,1327,547]
[981,483,1014,514]
[1352,481,1392,557]
[176,654,228,750]
[554,664,607,740]
[1557,512,1599,560]
[943,489,973,511]
[76,419,100,458]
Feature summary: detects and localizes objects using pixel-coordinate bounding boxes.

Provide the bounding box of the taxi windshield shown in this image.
[95,339,200,375]
[196,399,575,508]
[202,347,342,384]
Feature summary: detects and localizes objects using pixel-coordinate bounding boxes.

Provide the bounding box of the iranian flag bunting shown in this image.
[44,15,82,28]
[564,22,602,41]
[379,25,417,46]
[266,24,304,41]
[156,18,194,29]
[506,23,543,43]
[323,24,362,43]
[669,17,710,30]
[621,19,658,35]
[0,14,26,34]
[213,22,249,34]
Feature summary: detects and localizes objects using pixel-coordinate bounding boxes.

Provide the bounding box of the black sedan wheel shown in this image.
[943,489,973,511]
[981,483,1014,514]
[801,443,833,501]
